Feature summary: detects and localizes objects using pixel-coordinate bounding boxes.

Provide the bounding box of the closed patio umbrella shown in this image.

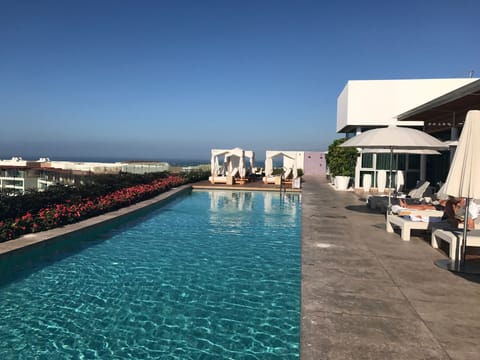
[341,125,447,211]
[436,110,480,273]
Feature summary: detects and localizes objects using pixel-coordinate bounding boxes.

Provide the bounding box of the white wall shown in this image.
[49,161,124,173]
[336,78,478,132]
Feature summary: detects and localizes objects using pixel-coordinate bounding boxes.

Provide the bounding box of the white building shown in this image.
[0,157,171,194]
[336,78,478,190]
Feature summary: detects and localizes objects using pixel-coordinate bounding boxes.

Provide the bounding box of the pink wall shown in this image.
[304,152,327,176]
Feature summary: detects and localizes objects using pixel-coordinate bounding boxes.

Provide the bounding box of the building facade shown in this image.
[0,157,171,195]
[336,78,478,190]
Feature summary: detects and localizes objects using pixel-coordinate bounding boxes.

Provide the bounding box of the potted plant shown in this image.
[326,138,358,190]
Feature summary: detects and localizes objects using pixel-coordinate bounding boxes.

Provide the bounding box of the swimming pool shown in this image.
[0,190,301,359]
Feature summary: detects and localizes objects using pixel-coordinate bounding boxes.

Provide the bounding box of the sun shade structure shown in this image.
[436,110,480,273]
[398,79,480,128]
[443,111,480,199]
[341,125,448,211]
[361,148,441,155]
[263,151,302,184]
[340,125,448,150]
[209,148,255,184]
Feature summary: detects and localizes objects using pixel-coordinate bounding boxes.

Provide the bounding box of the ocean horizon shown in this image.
[3,154,271,167]
[2,154,211,167]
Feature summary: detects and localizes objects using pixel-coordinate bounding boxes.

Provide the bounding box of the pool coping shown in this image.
[192,179,302,192]
[0,184,192,257]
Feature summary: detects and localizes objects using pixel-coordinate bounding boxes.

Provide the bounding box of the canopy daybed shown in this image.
[263,150,301,187]
[209,148,255,184]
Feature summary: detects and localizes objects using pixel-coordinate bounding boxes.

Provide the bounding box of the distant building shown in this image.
[0,157,171,194]
[121,162,170,174]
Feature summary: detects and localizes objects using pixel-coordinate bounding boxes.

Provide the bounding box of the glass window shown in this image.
[409,154,420,169]
[376,154,391,170]
[361,153,373,168]
[397,154,406,170]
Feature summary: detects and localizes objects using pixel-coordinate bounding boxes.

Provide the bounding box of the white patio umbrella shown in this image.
[437,110,480,273]
[341,125,448,211]
[444,140,459,147]
[362,148,441,155]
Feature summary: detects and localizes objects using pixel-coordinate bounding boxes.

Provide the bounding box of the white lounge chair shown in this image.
[386,210,444,241]
[431,229,480,261]
[367,180,431,212]
[405,180,430,199]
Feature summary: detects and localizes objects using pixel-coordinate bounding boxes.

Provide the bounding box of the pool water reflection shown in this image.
[0,190,301,359]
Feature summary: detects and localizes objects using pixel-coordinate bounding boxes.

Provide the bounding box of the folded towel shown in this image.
[405,215,443,223]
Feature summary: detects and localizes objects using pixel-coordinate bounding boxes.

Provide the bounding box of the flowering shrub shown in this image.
[0,175,186,242]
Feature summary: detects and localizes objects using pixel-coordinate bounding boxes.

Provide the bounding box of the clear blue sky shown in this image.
[1,0,479,161]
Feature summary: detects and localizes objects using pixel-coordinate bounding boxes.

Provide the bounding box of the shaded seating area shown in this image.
[209,148,255,185]
[386,193,480,262]
[263,150,302,189]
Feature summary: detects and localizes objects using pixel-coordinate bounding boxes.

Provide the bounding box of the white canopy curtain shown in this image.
[264,151,300,178]
[210,149,230,177]
[244,150,255,178]
[210,148,253,179]
[225,147,243,177]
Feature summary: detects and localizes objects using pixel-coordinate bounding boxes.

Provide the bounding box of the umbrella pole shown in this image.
[460,198,470,267]
[387,148,393,213]
[440,198,475,273]
[395,154,399,195]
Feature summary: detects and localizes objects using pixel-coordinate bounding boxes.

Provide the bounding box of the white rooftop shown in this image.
[336,78,478,133]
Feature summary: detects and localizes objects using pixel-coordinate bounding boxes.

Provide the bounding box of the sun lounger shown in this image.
[431,229,480,261]
[406,180,430,199]
[263,175,281,185]
[209,175,227,184]
[386,210,444,241]
[367,180,431,212]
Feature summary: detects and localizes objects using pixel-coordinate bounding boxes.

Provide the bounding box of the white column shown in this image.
[354,127,362,189]
[355,154,361,189]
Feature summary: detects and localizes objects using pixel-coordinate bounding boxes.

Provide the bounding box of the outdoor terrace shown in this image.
[0,176,478,359]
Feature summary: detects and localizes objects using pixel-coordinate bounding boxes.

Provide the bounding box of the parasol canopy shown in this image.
[435,110,480,273]
[340,125,448,150]
[443,110,480,199]
[341,125,448,211]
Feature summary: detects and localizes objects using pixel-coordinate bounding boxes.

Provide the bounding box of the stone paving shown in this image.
[300,176,480,360]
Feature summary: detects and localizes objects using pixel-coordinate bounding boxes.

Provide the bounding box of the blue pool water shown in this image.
[0,190,301,359]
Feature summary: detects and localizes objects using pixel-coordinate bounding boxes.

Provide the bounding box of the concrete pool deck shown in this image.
[1,178,479,359]
[301,175,480,360]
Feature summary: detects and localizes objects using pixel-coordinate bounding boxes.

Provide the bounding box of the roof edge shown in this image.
[397,78,480,121]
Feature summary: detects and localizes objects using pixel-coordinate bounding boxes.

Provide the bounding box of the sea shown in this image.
[18,155,210,167]
[6,154,278,168]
